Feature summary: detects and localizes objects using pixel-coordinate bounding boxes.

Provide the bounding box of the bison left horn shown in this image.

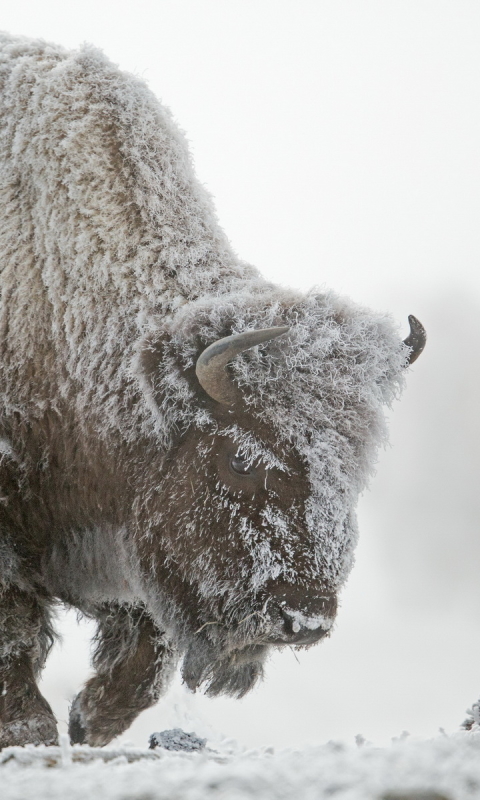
[196,327,290,405]
[403,315,426,365]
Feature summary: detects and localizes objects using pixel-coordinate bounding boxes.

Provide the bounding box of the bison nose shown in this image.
[267,583,337,645]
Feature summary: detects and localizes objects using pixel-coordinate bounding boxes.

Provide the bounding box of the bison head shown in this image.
[135,289,425,697]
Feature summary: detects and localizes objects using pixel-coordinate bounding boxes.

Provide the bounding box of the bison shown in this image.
[0,32,425,749]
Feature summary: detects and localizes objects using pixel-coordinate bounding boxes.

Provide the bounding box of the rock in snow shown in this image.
[149,728,207,752]
[0,732,480,799]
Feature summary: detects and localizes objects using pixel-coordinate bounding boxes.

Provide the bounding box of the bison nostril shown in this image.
[279,606,296,635]
[280,607,308,634]
[279,606,333,637]
[269,606,331,645]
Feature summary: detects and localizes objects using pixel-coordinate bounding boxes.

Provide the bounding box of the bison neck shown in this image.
[0,403,169,611]
[42,526,146,611]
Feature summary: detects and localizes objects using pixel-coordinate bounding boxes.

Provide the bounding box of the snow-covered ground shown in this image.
[1,731,479,799]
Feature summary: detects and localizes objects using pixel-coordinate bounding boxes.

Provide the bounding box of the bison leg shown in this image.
[0,587,57,748]
[69,603,177,747]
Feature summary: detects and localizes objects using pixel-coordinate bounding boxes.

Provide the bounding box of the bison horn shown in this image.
[196,326,290,405]
[403,314,426,365]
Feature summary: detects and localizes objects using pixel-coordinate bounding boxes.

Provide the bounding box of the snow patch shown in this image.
[0,733,478,799]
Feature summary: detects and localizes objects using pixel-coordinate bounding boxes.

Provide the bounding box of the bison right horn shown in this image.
[403,315,426,365]
[196,327,290,405]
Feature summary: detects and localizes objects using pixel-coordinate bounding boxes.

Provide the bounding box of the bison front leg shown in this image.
[0,588,57,748]
[69,604,177,747]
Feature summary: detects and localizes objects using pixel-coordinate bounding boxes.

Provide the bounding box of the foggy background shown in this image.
[2,0,480,748]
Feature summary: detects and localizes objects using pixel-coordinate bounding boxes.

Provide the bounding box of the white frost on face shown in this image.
[239,506,299,591]
[172,290,406,598]
[245,538,283,592]
[165,288,406,604]
[259,506,294,541]
[304,494,358,591]
[168,295,403,609]
[238,516,282,591]
[300,428,362,590]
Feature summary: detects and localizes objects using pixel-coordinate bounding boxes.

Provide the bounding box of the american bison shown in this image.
[0,33,425,748]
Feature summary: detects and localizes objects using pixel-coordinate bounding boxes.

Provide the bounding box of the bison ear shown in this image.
[134,330,200,412]
[133,330,174,412]
[136,331,169,394]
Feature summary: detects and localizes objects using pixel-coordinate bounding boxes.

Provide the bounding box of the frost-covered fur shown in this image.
[0,32,408,747]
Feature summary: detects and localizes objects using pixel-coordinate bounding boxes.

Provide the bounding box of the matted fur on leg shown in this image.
[69,604,177,747]
[0,588,57,748]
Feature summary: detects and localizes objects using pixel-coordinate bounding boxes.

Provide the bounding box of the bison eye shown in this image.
[229,455,253,476]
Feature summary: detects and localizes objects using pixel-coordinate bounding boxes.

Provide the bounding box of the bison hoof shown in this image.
[68,694,87,745]
[0,714,58,749]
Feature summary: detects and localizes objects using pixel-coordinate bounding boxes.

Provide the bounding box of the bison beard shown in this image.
[0,33,425,748]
